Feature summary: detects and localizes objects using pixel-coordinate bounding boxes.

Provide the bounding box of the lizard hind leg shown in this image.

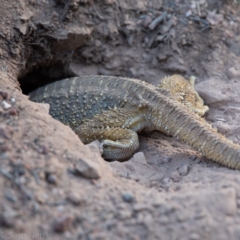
[76,127,139,161]
[74,108,146,161]
[100,128,139,161]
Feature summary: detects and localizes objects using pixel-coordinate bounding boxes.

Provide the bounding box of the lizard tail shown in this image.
[153,100,240,169]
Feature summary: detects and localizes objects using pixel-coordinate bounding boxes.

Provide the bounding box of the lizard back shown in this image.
[29,75,163,129]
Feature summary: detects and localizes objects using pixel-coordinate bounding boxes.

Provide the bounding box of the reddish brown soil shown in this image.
[1,0,240,239]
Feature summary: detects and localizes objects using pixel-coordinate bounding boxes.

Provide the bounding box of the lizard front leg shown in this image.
[74,108,148,160]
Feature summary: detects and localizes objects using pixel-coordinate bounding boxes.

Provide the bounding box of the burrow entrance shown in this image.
[18,62,74,95]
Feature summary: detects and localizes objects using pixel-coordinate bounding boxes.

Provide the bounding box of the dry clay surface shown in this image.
[2,75,240,240]
[1,0,240,239]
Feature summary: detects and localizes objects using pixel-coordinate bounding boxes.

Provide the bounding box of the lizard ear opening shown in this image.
[18,62,73,95]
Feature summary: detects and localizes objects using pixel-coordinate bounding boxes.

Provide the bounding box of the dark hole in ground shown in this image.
[19,62,74,94]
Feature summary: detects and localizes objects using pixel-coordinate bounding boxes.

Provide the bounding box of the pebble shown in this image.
[15,219,26,232]
[8,107,18,116]
[178,164,189,176]
[2,100,11,109]
[141,15,152,28]
[53,214,73,233]
[227,67,240,79]
[118,209,132,220]
[67,193,84,206]
[0,214,15,228]
[133,203,148,212]
[35,192,49,204]
[162,177,170,184]
[46,173,57,184]
[0,207,18,228]
[206,11,224,26]
[132,152,147,164]
[10,97,15,103]
[122,192,134,203]
[4,192,17,203]
[170,171,181,182]
[185,9,192,17]
[171,142,182,148]
[74,156,102,179]
[0,90,8,99]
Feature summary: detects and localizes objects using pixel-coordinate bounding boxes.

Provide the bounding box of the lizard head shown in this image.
[159,75,209,117]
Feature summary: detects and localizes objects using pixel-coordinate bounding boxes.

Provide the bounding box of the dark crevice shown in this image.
[18,62,74,95]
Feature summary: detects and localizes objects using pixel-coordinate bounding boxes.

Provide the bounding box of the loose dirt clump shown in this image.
[1,0,240,239]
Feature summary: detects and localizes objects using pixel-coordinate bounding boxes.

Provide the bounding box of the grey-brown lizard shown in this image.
[29,75,240,169]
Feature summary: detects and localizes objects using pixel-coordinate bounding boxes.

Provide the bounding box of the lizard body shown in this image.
[29,75,240,169]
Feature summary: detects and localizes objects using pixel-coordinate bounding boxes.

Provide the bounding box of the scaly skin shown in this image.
[159,75,209,116]
[29,75,240,168]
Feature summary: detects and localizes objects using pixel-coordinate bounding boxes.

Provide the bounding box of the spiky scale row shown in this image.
[29,75,240,169]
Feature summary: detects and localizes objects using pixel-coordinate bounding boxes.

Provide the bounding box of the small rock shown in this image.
[118,209,132,220]
[171,142,182,148]
[162,177,170,184]
[178,164,189,176]
[10,97,15,103]
[2,100,11,109]
[8,107,18,116]
[4,191,17,203]
[219,188,237,216]
[15,219,26,233]
[35,192,49,204]
[227,67,240,79]
[195,79,229,105]
[14,164,26,176]
[0,208,17,228]
[53,214,73,233]
[0,90,8,99]
[150,181,158,188]
[66,193,84,206]
[170,171,181,182]
[131,152,147,164]
[40,145,49,155]
[207,11,224,26]
[152,195,166,207]
[133,203,148,212]
[185,9,192,17]
[46,173,57,184]
[74,159,101,179]
[141,15,152,28]
[74,147,104,179]
[95,39,101,47]
[0,214,15,228]
[122,192,134,203]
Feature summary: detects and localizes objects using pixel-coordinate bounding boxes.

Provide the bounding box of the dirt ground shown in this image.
[1,0,240,239]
